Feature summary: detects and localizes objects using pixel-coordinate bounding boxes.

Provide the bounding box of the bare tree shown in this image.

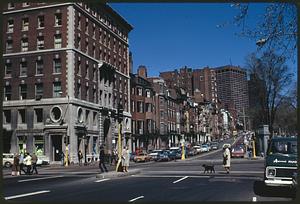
[246,51,294,136]
[219,3,297,60]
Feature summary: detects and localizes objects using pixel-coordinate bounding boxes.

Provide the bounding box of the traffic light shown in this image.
[117,103,123,123]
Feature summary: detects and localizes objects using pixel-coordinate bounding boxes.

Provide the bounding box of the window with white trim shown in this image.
[8,3,14,9]
[21,37,28,51]
[19,84,27,100]
[20,61,27,76]
[55,13,62,26]
[54,34,62,48]
[37,16,44,28]
[22,18,29,31]
[4,85,12,100]
[37,36,44,50]
[6,39,13,53]
[53,58,62,73]
[53,81,62,97]
[5,61,12,77]
[35,83,43,98]
[36,59,43,75]
[7,19,14,33]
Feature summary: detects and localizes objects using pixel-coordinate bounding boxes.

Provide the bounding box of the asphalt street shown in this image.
[2,138,296,202]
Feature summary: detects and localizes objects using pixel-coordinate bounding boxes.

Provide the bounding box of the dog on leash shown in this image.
[202,164,215,173]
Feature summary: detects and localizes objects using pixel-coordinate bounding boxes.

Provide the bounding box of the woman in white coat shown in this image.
[122,146,130,172]
[223,146,231,173]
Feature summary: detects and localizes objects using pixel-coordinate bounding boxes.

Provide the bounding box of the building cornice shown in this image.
[2,3,74,14]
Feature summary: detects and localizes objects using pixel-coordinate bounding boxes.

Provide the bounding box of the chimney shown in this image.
[137,65,147,79]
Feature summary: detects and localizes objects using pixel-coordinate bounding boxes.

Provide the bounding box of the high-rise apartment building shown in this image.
[2,2,133,163]
[214,65,249,118]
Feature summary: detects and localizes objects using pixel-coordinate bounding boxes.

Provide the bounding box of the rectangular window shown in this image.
[76,83,81,99]
[34,108,43,123]
[4,85,11,100]
[85,110,90,124]
[35,83,43,98]
[53,59,61,73]
[85,86,89,100]
[138,88,142,96]
[4,110,11,124]
[85,19,89,33]
[36,60,43,75]
[37,36,44,50]
[22,18,29,31]
[93,88,96,103]
[21,38,28,51]
[93,68,96,81]
[18,109,26,123]
[77,15,81,29]
[85,63,89,79]
[77,36,81,49]
[55,13,62,26]
[77,60,81,75]
[53,82,62,97]
[37,16,44,28]
[93,112,97,126]
[54,34,62,48]
[5,61,12,77]
[20,84,27,100]
[7,19,14,33]
[20,61,27,76]
[146,90,151,98]
[6,39,13,52]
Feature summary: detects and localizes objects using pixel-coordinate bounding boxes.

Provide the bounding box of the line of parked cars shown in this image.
[131,142,220,163]
[2,153,50,168]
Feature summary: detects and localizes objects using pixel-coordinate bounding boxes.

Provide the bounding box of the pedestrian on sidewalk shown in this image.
[61,151,65,166]
[31,153,38,174]
[99,146,108,173]
[222,145,231,174]
[19,153,26,175]
[122,146,130,172]
[23,153,32,175]
[78,150,83,166]
[11,154,20,176]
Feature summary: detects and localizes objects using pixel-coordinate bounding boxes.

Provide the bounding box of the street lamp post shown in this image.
[59,92,70,167]
[83,133,88,166]
[116,103,123,172]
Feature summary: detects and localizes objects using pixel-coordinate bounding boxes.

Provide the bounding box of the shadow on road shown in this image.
[253,180,296,199]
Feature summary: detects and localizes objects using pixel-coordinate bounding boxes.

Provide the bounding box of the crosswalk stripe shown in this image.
[18,176,64,182]
[5,190,50,200]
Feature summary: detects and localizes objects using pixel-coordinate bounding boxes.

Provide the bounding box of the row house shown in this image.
[2,2,133,163]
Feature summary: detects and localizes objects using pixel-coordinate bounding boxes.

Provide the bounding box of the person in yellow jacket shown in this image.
[23,153,32,175]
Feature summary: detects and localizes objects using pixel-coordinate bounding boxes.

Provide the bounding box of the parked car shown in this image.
[149,150,163,161]
[200,144,209,152]
[3,153,14,168]
[36,155,50,166]
[187,147,197,156]
[210,142,219,150]
[193,146,202,154]
[130,152,136,161]
[231,145,245,158]
[166,150,181,160]
[133,153,151,162]
[157,151,170,162]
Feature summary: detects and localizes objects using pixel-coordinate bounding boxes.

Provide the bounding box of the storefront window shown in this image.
[34,136,44,156]
[18,136,27,154]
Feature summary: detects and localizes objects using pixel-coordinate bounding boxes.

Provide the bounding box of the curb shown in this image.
[95,168,141,179]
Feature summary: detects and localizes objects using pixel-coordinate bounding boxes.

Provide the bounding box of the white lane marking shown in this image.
[95,178,110,183]
[5,190,50,200]
[129,196,144,202]
[18,176,64,183]
[132,175,210,178]
[173,176,189,184]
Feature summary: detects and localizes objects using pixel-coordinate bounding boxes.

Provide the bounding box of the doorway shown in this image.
[52,135,62,161]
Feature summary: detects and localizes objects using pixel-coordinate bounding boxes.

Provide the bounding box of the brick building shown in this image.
[130,66,156,152]
[2,2,132,163]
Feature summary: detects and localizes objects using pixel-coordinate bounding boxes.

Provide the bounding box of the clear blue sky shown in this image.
[110,3,297,78]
